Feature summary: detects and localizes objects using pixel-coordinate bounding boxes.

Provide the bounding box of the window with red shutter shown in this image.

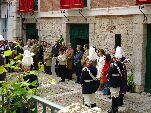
[18,0,35,13]
[28,0,34,12]
[136,0,151,5]
[71,0,84,9]
[60,0,71,9]
[18,0,27,13]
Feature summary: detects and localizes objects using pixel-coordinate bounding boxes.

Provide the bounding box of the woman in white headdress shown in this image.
[21,50,39,89]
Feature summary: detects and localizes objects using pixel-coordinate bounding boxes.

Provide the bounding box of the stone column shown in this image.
[133,16,146,92]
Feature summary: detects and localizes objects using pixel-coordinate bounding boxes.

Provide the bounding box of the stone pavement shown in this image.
[37,73,151,113]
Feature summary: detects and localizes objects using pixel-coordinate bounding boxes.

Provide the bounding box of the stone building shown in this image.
[0,0,18,40]
[2,0,151,93]
[37,0,151,93]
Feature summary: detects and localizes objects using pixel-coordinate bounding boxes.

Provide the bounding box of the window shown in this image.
[115,34,121,49]
[34,0,38,10]
[84,0,87,7]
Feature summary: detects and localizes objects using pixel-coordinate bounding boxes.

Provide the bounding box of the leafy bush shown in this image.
[0,49,37,113]
[0,74,37,113]
[127,70,135,92]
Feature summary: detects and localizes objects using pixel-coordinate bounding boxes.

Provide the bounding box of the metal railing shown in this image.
[31,95,64,113]
[1,95,64,113]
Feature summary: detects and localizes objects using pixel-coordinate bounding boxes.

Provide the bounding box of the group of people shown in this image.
[79,45,129,113]
[0,34,129,113]
[48,39,129,112]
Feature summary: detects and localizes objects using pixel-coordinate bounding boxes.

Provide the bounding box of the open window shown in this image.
[115,34,121,49]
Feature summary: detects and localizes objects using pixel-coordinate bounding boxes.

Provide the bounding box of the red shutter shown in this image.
[18,0,27,13]
[60,0,71,9]
[136,0,151,5]
[28,0,34,12]
[18,0,34,13]
[71,0,84,9]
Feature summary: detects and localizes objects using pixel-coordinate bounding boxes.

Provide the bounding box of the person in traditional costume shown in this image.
[12,50,39,113]
[107,46,125,113]
[80,46,98,108]
[21,50,39,89]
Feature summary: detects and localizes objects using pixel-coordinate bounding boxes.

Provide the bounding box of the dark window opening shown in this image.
[115,34,121,49]
[34,0,38,10]
[84,0,87,7]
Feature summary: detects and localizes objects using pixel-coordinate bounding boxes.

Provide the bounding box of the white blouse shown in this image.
[96,55,105,79]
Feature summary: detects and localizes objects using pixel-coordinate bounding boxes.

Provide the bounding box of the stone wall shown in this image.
[37,18,64,44]
[91,0,136,8]
[40,0,60,12]
[93,15,147,92]
[93,15,135,69]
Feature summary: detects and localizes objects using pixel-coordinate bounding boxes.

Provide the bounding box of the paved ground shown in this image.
[37,72,151,113]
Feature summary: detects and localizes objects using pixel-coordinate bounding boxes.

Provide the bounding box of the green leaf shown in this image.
[0,66,7,74]
[31,108,35,111]
[21,81,30,87]
[39,64,44,72]
[30,71,38,76]
[31,80,38,86]
[4,50,12,56]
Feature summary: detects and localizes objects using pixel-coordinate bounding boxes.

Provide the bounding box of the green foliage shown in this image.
[58,35,64,44]
[0,49,37,113]
[127,70,135,92]
[0,77,37,113]
[0,66,7,74]
[4,50,13,56]
[38,62,44,72]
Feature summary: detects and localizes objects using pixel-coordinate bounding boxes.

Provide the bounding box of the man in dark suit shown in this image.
[51,39,61,75]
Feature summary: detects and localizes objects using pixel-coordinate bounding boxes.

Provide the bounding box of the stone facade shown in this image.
[37,18,64,44]
[0,0,18,40]
[37,13,151,92]
[91,0,136,8]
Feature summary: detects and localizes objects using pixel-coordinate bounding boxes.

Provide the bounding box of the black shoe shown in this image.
[85,104,90,108]
[118,94,124,106]
[109,97,118,113]
[91,103,96,108]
